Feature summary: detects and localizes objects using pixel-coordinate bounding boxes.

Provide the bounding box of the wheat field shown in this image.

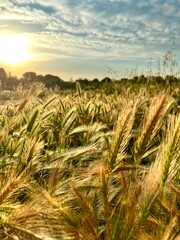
[0,83,179,240]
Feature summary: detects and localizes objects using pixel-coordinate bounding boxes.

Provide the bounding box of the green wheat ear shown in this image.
[108,100,138,171]
[133,92,173,165]
[160,114,180,188]
[26,109,39,134]
[76,81,83,97]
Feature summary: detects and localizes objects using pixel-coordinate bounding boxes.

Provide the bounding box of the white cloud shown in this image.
[0,0,179,65]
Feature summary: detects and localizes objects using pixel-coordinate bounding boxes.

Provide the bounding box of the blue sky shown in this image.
[0,0,179,80]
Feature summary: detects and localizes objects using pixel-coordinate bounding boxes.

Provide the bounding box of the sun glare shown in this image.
[0,34,32,64]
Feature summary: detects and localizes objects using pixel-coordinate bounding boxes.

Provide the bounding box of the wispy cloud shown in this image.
[0,0,179,78]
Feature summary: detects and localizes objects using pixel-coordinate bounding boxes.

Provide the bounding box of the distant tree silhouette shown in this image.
[153,76,164,84]
[36,75,44,83]
[0,66,179,92]
[132,76,138,83]
[75,78,90,89]
[60,81,75,90]
[139,75,146,84]
[165,75,178,85]
[92,78,99,83]
[91,78,100,89]
[43,74,63,88]
[23,72,37,84]
[6,76,19,90]
[0,67,7,89]
[101,77,112,83]
[0,68,7,79]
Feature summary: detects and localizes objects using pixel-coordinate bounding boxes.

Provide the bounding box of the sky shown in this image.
[0,0,179,80]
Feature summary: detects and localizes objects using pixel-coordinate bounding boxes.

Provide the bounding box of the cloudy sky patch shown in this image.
[0,0,179,79]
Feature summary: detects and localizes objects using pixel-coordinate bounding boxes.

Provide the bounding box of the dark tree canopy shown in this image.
[0,66,179,92]
[101,77,112,83]
[23,72,37,83]
[0,68,7,80]
[43,74,63,88]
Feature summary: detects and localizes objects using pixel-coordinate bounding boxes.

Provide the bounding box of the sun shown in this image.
[0,34,32,64]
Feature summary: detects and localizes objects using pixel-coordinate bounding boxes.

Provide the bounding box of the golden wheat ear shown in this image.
[134,114,180,233]
[133,92,173,165]
[160,114,180,188]
[108,100,138,171]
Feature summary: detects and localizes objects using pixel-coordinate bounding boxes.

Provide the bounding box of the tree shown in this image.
[43,74,63,88]
[36,75,45,83]
[23,72,37,83]
[6,76,18,90]
[0,68,7,79]
[0,67,7,89]
[101,77,112,83]
[91,78,100,89]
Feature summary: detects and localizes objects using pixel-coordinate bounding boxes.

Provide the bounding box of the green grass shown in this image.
[0,83,179,239]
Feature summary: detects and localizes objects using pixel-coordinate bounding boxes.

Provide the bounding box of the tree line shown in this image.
[0,67,179,92]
